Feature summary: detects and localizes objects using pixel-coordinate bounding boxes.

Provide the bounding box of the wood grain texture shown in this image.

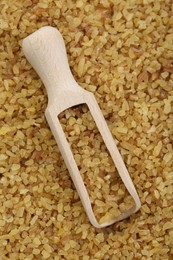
[22,26,141,228]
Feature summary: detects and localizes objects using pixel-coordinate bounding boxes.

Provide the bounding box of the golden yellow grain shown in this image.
[0,0,172,259]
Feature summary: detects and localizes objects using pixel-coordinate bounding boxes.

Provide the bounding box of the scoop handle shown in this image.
[22,26,79,102]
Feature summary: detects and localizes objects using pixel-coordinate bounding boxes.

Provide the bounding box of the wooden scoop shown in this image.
[22,26,141,228]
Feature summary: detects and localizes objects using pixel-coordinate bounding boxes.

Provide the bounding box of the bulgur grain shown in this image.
[0,0,172,259]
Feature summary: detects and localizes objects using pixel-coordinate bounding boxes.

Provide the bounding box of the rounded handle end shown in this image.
[22,26,78,101]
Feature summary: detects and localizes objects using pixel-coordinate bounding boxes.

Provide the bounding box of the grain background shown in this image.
[0,0,173,259]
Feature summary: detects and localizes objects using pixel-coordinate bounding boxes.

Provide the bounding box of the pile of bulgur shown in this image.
[0,0,173,259]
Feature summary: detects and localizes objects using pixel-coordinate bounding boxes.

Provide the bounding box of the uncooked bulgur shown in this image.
[59,104,135,224]
[0,0,173,259]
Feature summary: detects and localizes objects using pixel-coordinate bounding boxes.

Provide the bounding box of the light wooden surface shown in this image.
[22,26,141,228]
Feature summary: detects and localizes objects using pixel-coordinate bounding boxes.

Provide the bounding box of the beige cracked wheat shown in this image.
[0,0,173,259]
